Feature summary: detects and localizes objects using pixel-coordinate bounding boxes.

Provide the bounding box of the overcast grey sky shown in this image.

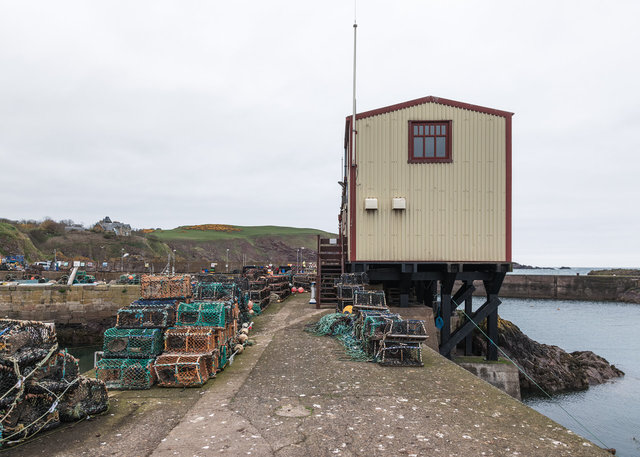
[1,1,638,267]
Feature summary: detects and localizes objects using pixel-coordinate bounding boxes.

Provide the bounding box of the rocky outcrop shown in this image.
[470,316,624,394]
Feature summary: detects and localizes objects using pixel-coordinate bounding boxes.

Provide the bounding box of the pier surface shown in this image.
[6,295,610,457]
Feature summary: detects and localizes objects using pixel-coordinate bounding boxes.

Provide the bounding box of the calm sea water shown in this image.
[66,345,101,373]
[509,267,596,276]
[494,297,640,457]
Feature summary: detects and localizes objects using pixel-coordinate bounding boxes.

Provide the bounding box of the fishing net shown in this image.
[95,358,156,390]
[153,354,212,387]
[116,306,176,329]
[140,274,192,300]
[102,328,164,359]
[376,341,423,367]
[305,313,371,362]
[176,301,227,328]
[164,327,220,354]
[251,302,262,315]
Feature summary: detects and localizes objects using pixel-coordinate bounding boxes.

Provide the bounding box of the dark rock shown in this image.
[468,316,624,394]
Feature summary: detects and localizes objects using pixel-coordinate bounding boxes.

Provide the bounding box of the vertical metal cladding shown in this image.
[353,102,507,262]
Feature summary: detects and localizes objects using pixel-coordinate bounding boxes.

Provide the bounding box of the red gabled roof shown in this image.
[344,95,513,147]
[350,95,514,122]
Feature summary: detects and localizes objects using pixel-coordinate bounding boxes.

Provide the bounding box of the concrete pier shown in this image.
[7,294,611,457]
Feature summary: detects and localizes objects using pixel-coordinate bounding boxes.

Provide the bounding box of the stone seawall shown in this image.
[0,284,141,345]
[473,274,640,303]
[0,284,140,323]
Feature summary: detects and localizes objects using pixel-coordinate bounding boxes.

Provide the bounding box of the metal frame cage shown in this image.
[95,357,156,390]
[176,301,228,328]
[164,327,221,354]
[140,274,192,300]
[102,328,164,359]
[116,306,176,329]
[153,353,212,387]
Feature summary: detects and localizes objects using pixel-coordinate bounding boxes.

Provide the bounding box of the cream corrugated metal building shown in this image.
[342,96,512,264]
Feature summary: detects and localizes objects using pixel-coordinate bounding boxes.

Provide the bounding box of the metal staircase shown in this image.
[315,236,343,309]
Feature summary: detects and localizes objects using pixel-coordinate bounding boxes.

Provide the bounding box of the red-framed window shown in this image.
[408,120,452,163]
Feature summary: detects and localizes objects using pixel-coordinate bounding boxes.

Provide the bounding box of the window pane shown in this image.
[413,125,419,135]
[425,137,435,157]
[436,125,440,135]
[419,125,424,135]
[413,137,424,158]
[429,125,435,135]
[436,137,446,157]
[441,125,446,135]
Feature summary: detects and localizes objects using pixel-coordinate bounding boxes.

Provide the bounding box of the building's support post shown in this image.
[439,273,457,359]
[464,280,474,356]
[427,280,437,308]
[483,272,506,361]
[439,294,501,358]
[399,275,412,307]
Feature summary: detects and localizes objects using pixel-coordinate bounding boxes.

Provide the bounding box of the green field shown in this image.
[152,225,335,242]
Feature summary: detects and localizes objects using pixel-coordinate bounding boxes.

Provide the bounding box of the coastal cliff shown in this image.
[470,316,624,393]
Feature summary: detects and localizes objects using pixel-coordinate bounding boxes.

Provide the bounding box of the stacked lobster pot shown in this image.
[95,274,191,390]
[0,320,108,447]
[292,273,313,291]
[334,273,368,312]
[376,319,427,367]
[267,274,291,302]
[351,290,427,367]
[151,273,244,387]
[249,278,270,312]
[153,298,238,387]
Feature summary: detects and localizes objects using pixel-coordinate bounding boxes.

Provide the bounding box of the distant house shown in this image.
[95,216,132,236]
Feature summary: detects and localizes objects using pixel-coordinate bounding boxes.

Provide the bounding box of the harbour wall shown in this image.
[0,284,140,344]
[0,284,139,324]
[475,274,640,303]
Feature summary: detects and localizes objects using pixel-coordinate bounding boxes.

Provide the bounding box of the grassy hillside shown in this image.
[0,222,42,259]
[151,224,335,265]
[0,220,336,265]
[153,225,334,243]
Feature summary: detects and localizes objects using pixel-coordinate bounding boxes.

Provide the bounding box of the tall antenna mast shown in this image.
[351,2,357,165]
